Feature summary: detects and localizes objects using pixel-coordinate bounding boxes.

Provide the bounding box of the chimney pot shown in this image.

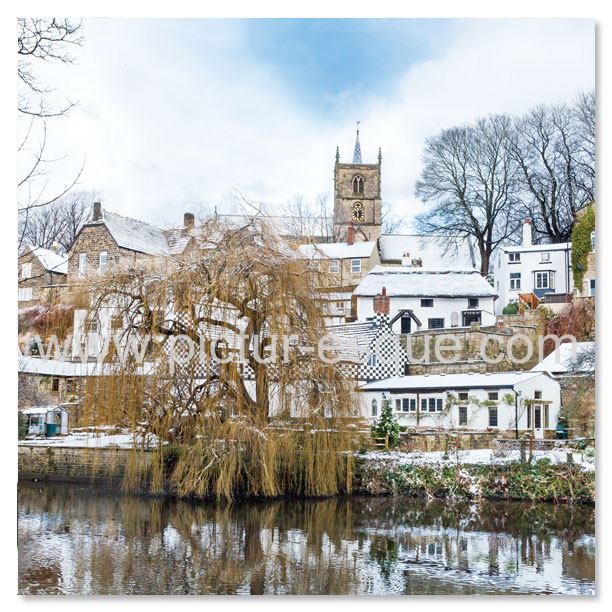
[93,202,102,221]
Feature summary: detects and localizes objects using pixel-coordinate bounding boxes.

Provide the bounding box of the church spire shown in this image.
[353,121,362,164]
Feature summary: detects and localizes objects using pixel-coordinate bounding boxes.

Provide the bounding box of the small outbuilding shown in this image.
[21,405,70,437]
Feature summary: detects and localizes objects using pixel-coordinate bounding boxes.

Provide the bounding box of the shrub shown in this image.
[371,398,400,447]
[502,302,519,315]
[571,203,595,290]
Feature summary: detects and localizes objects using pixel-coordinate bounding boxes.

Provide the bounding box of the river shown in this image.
[18,482,594,595]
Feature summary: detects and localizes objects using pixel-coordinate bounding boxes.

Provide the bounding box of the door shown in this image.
[400,315,411,335]
[533,404,544,439]
[462,310,482,327]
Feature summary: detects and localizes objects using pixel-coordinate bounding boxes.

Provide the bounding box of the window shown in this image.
[459,406,468,426]
[352,175,364,194]
[85,320,99,333]
[468,298,479,308]
[401,398,410,412]
[509,272,521,290]
[591,231,595,252]
[79,253,87,277]
[540,252,550,262]
[534,390,542,399]
[367,353,377,367]
[52,378,60,392]
[99,251,107,274]
[509,252,521,263]
[545,405,550,429]
[429,398,436,412]
[458,392,469,401]
[328,260,339,274]
[428,318,444,330]
[535,271,552,289]
[527,407,531,429]
[489,407,498,427]
[589,279,595,296]
[21,263,32,279]
[351,259,361,274]
[400,315,411,335]
[421,299,434,308]
[436,398,443,412]
[66,378,75,393]
[371,399,378,417]
[421,398,427,413]
[534,406,542,429]
[18,288,33,301]
[395,399,401,412]
[488,392,499,401]
[110,315,124,331]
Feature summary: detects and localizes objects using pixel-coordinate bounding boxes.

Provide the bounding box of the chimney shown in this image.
[401,251,411,267]
[347,221,355,246]
[93,202,102,221]
[522,219,532,246]
[184,212,195,229]
[51,241,61,254]
[373,286,390,315]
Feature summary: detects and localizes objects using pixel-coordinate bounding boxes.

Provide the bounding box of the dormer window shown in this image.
[352,175,364,194]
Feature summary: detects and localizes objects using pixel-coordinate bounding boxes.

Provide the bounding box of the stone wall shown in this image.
[395,430,498,453]
[18,444,155,485]
[405,320,543,375]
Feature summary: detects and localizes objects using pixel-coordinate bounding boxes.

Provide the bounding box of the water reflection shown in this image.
[18,483,595,595]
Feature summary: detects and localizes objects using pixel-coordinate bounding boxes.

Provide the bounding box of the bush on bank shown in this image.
[356,459,594,504]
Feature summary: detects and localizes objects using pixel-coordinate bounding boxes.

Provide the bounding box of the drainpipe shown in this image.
[514,390,522,440]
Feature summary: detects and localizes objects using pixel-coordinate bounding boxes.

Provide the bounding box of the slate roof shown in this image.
[96,210,171,256]
[22,245,68,274]
[353,266,498,298]
[379,234,476,269]
[361,371,546,392]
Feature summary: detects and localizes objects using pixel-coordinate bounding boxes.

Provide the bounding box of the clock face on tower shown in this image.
[352,201,364,222]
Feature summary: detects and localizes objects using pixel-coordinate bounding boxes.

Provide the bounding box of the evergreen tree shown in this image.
[371,398,400,447]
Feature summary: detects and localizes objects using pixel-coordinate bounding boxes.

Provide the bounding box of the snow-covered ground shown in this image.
[19,427,162,449]
[361,447,595,472]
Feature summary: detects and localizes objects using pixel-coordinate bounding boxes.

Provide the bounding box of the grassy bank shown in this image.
[356,457,595,504]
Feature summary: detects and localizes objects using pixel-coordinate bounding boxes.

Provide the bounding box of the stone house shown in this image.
[18,244,68,306]
[67,202,172,282]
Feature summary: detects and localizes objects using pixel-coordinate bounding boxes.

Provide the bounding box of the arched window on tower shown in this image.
[352,175,364,194]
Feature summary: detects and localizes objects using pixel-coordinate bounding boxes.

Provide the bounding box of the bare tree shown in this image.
[18,18,85,250]
[19,190,93,251]
[381,201,403,234]
[510,97,595,243]
[414,114,521,274]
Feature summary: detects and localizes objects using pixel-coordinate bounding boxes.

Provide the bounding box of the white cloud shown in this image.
[21,18,594,230]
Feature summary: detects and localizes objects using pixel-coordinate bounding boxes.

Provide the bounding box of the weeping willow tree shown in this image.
[77,215,361,499]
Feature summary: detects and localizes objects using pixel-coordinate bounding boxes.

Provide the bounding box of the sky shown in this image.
[19,18,595,230]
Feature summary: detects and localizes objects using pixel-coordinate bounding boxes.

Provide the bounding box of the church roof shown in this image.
[353,128,362,163]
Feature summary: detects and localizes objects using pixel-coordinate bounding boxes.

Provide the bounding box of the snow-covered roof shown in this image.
[21,405,68,415]
[353,266,498,298]
[361,371,545,392]
[19,356,100,377]
[501,242,571,253]
[299,241,376,260]
[85,210,171,256]
[379,234,475,269]
[22,245,68,274]
[531,342,594,375]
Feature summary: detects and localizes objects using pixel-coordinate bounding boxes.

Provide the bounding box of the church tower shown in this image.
[333,127,382,242]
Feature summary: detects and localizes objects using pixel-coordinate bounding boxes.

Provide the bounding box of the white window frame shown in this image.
[79,253,87,277]
[328,260,339,274]
[589,278,595,296]
[535,271,552,290]
[509,272,521,290]
[351,259,361,274]
[18,288,33,301]
[540,252,551,262]
[508,252,520,263]
[99,251,107,275]
[458,405,468,426]
[21,263,32,279]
